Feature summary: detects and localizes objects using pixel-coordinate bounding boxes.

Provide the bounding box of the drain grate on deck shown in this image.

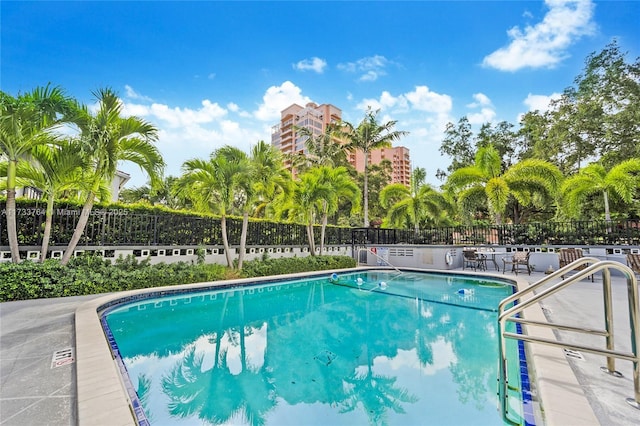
[51,347,75,368]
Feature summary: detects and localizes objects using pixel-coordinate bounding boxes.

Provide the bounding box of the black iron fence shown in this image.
[1,201,639,248]
[351,221,640,246]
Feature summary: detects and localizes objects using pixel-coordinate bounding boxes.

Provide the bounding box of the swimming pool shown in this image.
[101,270,533,425]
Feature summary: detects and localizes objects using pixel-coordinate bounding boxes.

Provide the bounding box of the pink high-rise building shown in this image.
[271,103,411,186]
[350,146,412,187]
[271,102,342,161]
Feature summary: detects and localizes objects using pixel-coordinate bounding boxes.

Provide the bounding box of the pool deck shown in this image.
[1,268,639,425]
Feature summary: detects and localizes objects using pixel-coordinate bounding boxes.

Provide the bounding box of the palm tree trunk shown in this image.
[603,190,612,222]
[5,190,20,263]
[220,215,234,268]
[603,190,612,233]
[363,154,369,227]
[320,201,328,254]
[237,211,249,270]
[40,192,55,262]
[5,160,21,263]
[306,223,316,255]
[61,194,95,265]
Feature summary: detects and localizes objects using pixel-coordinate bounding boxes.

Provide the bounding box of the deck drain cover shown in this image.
[563,348,584,361]
[314,350,336,366]
[51,347,75,368]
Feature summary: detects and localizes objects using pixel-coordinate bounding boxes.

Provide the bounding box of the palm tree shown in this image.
[340,108,408,227]
[15,140,86,261]
[291,123,348,172]
[249,140,291,219]
[309,166,360,253]
[446,145,562,224]
[119,176,184,208]
[561,158,640,221]
[380,183,452,233]
[60,88,163,265]
[286,170,333,254]
[0,85,73,262]
[216,145,252,270]
[175,147,249,269]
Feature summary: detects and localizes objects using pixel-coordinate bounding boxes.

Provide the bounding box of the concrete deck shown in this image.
[1,268,639,425]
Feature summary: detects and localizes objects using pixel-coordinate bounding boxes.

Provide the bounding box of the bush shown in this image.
[240,255,356,278]
[0,254,356,302]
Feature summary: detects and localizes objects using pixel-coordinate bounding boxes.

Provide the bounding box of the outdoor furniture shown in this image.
[627,253,640,276]
[502,251,531,275]
[559,248,594,282]
[478,248,505,271]
[462,248,486,271]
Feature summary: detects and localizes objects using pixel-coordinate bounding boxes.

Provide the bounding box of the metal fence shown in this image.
[1,201,639,247]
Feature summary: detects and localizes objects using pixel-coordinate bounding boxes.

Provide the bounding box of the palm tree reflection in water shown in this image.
[108,274,511,425]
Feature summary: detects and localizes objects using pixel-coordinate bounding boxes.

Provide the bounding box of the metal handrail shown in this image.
[497,256,601,313]
[356,247,402,274]
[497,259,640,424]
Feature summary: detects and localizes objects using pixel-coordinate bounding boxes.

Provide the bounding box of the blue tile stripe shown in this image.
[516,322,536,426]
[101,316,150,426]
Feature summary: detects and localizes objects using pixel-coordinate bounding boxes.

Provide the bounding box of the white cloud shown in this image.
[338,55,393,82]
[357,86,452,116]
[466,93,492,108]
[124,85,153,102]
[293,57,327,73]
[482,0,596,71]
[523,92,562,112]
[405,86,452,113]
[145,100,227,128]
[208,73,216,80]
[467,108,497,125]
[119,95,264,187]
[253,81,312,121]
[466,93,496,124]
[227,102,252,118]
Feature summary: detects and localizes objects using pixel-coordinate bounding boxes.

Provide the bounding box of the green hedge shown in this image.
[240,255,356,277]
[0,255,357,302]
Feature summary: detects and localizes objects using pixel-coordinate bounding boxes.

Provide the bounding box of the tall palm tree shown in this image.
[0,85,73,262]
[175,147,249,269]
[60,88,164,265]
[15,139,86,261]
[340,108,408,227]
[446,145,562,224]
[380,183,452,233]
[309,166,360,253]
[561,158,640,221]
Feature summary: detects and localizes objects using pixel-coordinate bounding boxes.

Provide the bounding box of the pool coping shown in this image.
[75,267,599,425]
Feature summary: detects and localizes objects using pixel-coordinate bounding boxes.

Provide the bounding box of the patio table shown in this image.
[477,250,508,271]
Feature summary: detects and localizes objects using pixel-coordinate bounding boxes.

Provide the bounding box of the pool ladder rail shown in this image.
[497,257,640,425]
[356,247,403,274]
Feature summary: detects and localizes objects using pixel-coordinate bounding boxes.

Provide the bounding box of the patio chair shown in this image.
[559,248,593,282]
[462,248,486,271]
[627,253,640,276]
[502,251,531,275]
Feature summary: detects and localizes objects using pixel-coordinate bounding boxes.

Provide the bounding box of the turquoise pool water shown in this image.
[102,270,530,425]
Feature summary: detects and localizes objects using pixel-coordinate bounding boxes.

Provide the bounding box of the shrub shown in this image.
[0,255,355,302]
[240,255,356,278]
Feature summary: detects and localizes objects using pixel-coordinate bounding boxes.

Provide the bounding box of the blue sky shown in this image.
[2,0,639,188]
